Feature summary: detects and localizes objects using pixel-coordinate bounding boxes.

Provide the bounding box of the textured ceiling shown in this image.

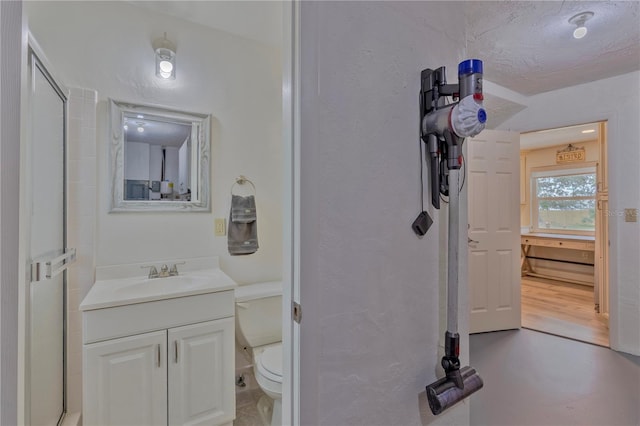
[466,1,640,95]
[482,93,527,128]
[127,0,282,47]
[124,115,192,147]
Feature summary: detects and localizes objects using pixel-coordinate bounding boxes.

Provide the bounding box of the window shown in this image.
[532,167,596,234]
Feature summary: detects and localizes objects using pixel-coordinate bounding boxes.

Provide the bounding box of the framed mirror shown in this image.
[109,99,211,212]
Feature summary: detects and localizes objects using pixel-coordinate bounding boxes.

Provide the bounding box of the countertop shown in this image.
[521,232,595,242]
[80,268,237,311]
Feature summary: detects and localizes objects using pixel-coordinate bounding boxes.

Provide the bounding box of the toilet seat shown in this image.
[256,344,282,383]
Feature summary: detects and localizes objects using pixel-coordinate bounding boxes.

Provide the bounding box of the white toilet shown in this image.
[235,281,283,426]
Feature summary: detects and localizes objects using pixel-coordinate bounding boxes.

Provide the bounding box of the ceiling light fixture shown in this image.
[136,122,145,133]
[568,11,594,39]
[152,32,176,80]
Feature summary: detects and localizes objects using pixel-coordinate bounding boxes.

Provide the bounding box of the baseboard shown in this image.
[61,412,81,426]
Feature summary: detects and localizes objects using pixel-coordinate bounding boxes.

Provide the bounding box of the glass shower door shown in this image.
[27,51,69,426]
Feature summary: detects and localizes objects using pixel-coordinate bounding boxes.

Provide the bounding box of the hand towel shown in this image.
[231,194,257,223]
[228,195,258,255]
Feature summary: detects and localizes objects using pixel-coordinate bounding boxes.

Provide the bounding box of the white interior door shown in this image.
[27,51,67,425]
[468,129,521,333]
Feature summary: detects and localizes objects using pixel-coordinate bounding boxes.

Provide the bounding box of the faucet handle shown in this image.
[141,265,159,279]
[169,261,186,276]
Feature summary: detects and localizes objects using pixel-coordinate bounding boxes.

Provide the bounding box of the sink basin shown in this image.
[113,274,215,298]
[80,268,238,311]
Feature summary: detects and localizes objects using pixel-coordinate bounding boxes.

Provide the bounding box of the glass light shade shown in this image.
[155,47,176,80]
[573,26,587,39]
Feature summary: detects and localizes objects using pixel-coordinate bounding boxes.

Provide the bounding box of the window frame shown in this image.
[530,163,598,236]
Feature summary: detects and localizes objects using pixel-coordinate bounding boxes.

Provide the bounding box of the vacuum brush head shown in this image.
[426,366,484,415]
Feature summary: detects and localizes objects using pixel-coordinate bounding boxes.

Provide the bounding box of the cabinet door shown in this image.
[168,318,234,426]
[84,331,167,426]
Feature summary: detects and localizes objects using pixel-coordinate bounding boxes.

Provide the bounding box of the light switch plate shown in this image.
[624,208,638,223]
[214,218,226,236]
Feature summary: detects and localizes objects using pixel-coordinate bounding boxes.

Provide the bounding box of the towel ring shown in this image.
[231,175,256,196]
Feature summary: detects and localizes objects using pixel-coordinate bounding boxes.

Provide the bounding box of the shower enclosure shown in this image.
[24,47,73,426]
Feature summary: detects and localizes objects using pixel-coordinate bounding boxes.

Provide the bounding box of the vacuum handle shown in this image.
[427,134,440,209]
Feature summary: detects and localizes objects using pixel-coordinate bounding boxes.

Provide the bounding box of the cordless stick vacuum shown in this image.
[420,59,487,415]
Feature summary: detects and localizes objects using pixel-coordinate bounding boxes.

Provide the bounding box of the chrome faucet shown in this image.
[169,261,186,276]
[159,264,170,278]
[169,265,179,276]
[141,262,186,279]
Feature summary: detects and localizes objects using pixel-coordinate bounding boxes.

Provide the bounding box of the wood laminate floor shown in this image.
[521,276,609,347]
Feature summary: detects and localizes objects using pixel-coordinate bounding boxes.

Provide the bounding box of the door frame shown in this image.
[517,120,610,341]
[282,1,301,425]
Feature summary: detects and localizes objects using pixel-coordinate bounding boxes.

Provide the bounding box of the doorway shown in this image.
[519,121,609,347]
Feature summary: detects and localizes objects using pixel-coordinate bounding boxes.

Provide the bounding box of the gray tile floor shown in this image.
[470,329,640,426]
[234,368,270,426]
[235,387,267,426]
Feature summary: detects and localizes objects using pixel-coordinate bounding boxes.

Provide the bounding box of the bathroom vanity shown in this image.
[80,259,237,426]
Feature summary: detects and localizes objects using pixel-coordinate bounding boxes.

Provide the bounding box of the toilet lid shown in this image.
[257,345,282,382]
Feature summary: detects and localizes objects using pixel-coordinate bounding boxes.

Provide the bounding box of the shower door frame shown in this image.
[19,41,69,426]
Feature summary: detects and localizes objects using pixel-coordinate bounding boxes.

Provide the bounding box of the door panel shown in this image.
[469,250,489,312]
[28,52,67,426]
[468,130,521,333]
[168,318,234,426]
[83,331,167,426]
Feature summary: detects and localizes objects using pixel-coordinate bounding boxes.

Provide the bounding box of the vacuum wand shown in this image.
[426,169,483,415]
[420,59,486,415]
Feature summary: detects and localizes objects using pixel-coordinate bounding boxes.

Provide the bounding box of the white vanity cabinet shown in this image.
[82,285,236,426]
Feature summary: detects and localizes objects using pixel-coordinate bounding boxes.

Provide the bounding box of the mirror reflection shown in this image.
[110,100,211,211]
[123,113,193,201]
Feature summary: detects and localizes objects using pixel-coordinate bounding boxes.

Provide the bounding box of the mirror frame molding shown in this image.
[108,99,211,212]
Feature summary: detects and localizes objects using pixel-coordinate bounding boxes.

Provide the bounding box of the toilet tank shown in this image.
[235,281,282,349]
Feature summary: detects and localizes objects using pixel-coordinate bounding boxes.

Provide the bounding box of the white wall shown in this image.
[124,142,150,180]
[499,71,640,355]
[178,139,189,194]
[25,1,283,285]
[299,2,470,424]
[164,146,179,191]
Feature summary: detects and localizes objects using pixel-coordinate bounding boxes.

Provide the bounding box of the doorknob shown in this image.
[468,237,479,244]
